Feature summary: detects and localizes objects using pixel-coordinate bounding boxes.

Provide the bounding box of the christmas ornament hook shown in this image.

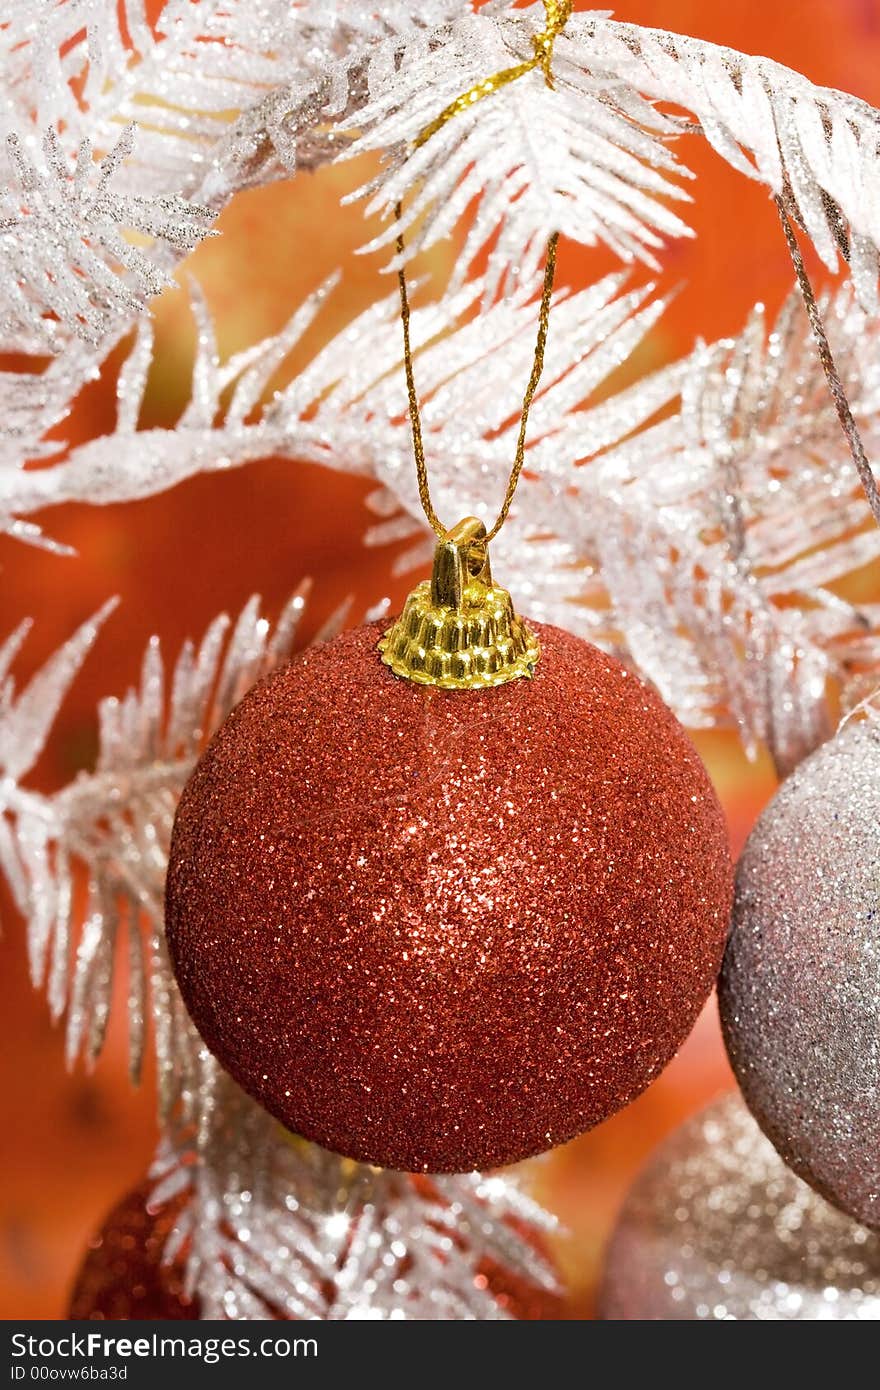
[430,516,492,607]
[378,517,540,689]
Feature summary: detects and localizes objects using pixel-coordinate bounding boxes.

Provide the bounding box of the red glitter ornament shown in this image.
[167,614,732,1173]
[69,1183,197,1321]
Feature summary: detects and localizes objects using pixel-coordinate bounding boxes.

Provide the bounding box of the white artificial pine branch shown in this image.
[351,282,880,769]
[575,14,880,310]
[0,0,479,573]
[0,2,461,361]
[1,268,666,545]
[0,604,115,919]
[341,4,880,308]
[6,253,878,766]
[151,1066,559,1321]
[492,286,880,772]
[0,586,341,1080]
[195,0,468,207]
[340,6,691,298]
[0,2,463,194]
[0,125,214,352]
[346,273,880,770]
[3,3,878,524]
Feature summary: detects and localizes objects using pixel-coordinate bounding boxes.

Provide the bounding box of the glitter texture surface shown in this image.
[719,722,880,1230]
[166,620,732,1173]
[599,1094,880,1320]
[68,1184,197,1321]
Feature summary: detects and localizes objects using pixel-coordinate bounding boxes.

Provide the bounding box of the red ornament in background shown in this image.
[167,607,732,1173]
[477,1258,566,1321]
[475,1228,567,1321]
[69,1184,197,1321]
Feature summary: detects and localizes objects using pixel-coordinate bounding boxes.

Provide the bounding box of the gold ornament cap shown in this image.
[378,517,540,689]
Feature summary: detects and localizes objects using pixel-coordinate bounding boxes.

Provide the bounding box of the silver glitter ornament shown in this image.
[599,1094,880,1320]
[719,721,880,1229]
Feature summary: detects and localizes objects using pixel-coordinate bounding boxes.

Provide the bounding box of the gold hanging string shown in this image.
[396,218,559,542]
[397,0,571,543]
[395,206,444,539]
[487,230,559,543]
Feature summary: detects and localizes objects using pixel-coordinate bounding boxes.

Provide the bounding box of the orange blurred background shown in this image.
[2,0,879,1320]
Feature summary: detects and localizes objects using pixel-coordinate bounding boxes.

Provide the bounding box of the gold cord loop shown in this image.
[397,0,570,545]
